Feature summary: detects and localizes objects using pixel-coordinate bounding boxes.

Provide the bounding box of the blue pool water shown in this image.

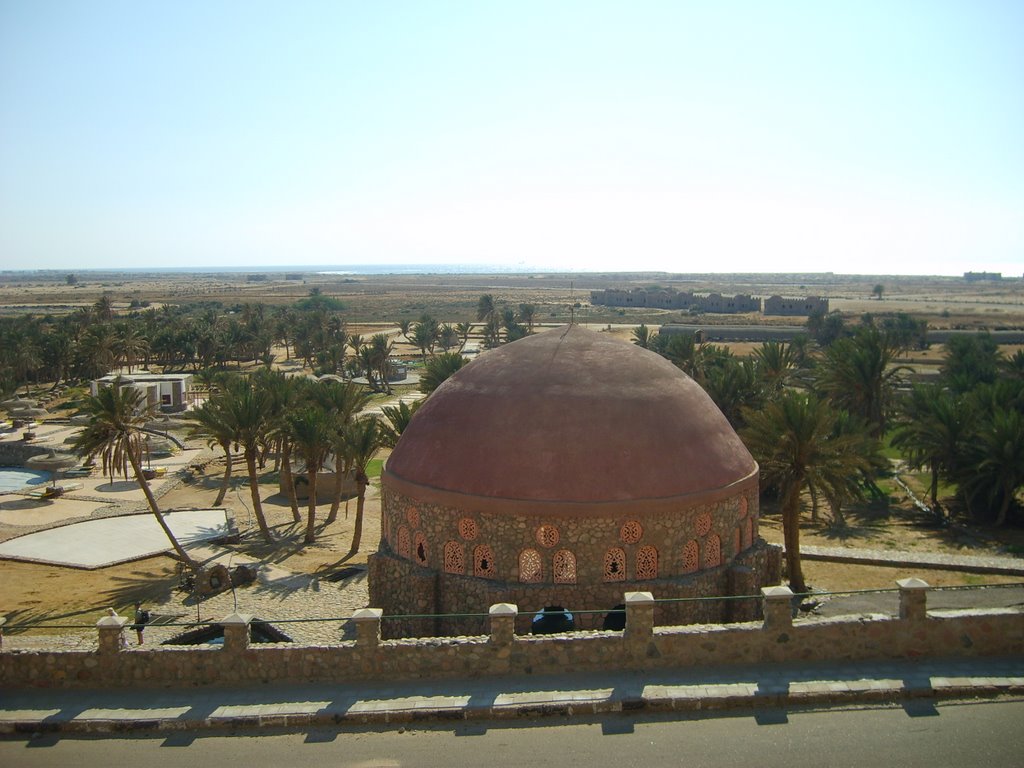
[0,467,51,492]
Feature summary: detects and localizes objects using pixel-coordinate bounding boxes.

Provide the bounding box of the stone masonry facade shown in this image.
[369,484,782,638]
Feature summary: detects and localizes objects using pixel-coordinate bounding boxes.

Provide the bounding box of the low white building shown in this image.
[91,372,195,413]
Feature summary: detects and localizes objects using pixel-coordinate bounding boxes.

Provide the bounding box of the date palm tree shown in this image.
[341,415,384,559]
[631,323,653,349]
[420,352,467,395]
[310,379,370,524]
[958,407,1024,527]
[892,384,969,516]
[73,383,198,571]
[753,340,799,395]
[286,406,335,543]
[185,396,238,507]
[742,391,876,592]
[454,322,473,351]
[380,398,422,448]
[817,327,907,438]
[220,379,275,543]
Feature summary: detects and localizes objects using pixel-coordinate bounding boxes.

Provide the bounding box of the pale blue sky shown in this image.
[1,1,1021,275]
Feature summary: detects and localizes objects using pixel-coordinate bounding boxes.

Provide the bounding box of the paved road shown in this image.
[2,698,1023,767]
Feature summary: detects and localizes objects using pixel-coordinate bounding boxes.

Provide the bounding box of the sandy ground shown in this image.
[0,450,382,635]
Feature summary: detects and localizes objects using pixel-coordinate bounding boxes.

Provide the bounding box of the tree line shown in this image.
[635,318,1024,592]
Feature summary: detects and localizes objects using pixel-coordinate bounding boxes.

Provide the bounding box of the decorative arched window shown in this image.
[397,526,411,559]
[519,549,542,583]
[474,544,496,578]
[536,524,560,548]
[739,495,749,517]
[458,517,479,541]
[681,540,699,574]
[603,547,626,582]
[406,506,420,528]
[704,534,721,569]
[620,520,643,544]
[636,545,658,580]
[553,549,577,584]
[443,541,464,574]
[744,517,753,549]
[695,512,712,537]
[413,531,428,566]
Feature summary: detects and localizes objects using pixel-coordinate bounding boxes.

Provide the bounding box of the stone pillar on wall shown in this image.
[489,603,517,646]
[220,613,253,652]
[624,591,655,649]
[897,578,929,622]
[761,586,794,631]
[96,614,128,654]
[353,608,383,649]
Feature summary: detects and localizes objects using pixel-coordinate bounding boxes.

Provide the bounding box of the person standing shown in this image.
[132,601,150,645]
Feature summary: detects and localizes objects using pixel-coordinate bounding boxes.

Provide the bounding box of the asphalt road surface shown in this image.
[3,698,1023,768]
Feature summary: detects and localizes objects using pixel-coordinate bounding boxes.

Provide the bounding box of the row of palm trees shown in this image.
[187,370,385,550]
[73,370,391,574]
[637,322,1024,592]
[0,297,355,393]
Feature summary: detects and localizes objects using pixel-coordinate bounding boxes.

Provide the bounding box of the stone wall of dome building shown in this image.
[368,485,782,639]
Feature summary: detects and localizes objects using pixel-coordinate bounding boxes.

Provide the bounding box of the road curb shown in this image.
[3,682,1022,736]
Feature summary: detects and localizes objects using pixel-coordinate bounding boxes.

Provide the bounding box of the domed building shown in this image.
[369,325,780,637]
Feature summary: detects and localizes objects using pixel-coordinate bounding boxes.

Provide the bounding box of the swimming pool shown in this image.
[0,467,51,493]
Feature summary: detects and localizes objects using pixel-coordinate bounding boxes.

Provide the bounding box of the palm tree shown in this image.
[286,406,335,543]
[816,327,907,439]
[454,322,473,351]
[651,331,709,383]
[892,385,969,516]
[476,294,496,324]
[420,352,467,394]
[631,324,653,349]
[958,408,1024,527]
[517,303,537,333]
[185,397,238,507]
[368,333,394,392]
[341,416,384,559]
[397,319,413,345]
[220,380,275,543]
[310,379,370,524]
[114,323,149,374]
[93,295,115,322]
[437,323,460,351]
[753,340,799,394]
[256,371,303,522]
[410,319,439,362]
[742,391,876,592]
[380,398,422,447]
[702,357,762,429]
[73,383,198,571]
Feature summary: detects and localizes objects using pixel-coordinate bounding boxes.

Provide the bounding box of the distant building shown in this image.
[91,372,195,413]
[762,295,829,316]
[964,272,1002,281]
[590,288,758,314]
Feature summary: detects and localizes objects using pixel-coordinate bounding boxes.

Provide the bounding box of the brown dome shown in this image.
[384,325,756,514]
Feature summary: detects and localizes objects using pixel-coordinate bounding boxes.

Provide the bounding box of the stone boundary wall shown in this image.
[2,581,1022,690]
[0,443,48,467]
